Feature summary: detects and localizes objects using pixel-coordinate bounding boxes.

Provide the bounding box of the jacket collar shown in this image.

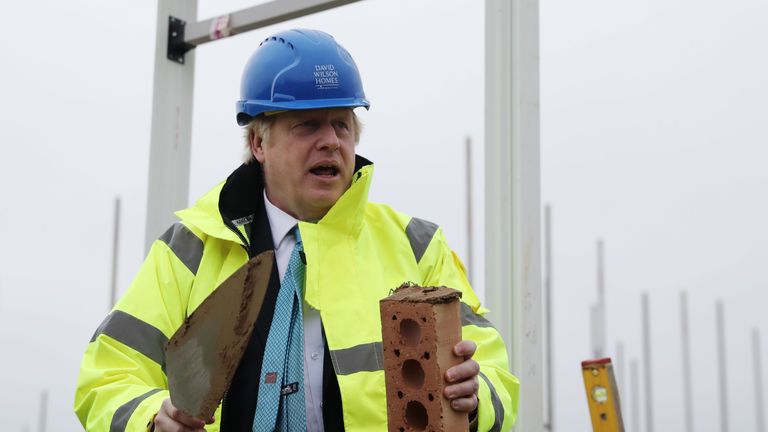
[176,155,374,245]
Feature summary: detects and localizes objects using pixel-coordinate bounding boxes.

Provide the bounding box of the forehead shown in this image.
[276,108,353,122]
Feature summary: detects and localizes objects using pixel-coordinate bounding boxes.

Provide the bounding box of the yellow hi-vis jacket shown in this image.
[75,160,519,431]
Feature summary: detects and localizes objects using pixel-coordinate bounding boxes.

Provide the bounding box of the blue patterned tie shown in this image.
[253,227,306,432]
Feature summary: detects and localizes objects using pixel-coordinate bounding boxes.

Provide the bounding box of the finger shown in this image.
[153,415,203,432]
[444,376,480,400]
[445,359,480,383]
[450,394,479,413]
[169,407,207,429]
[162,400,207,429]
[453,340,477,359]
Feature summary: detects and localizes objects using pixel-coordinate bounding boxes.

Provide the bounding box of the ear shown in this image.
[250,130,266,164]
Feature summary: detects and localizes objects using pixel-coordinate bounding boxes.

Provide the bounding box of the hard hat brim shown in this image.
[236,97,370,126]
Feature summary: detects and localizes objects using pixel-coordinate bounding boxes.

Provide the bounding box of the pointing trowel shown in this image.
[165,250,274,420]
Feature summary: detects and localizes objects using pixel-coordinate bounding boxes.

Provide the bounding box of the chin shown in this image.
[305,194,342,215]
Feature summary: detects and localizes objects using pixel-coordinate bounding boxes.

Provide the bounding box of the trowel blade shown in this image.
[165,250,274,419]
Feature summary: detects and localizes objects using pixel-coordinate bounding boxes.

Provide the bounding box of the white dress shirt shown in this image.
[263,191,325,432]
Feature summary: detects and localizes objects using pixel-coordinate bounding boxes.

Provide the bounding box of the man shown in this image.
[75,29,519,431]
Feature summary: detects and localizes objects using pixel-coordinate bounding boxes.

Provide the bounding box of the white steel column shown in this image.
[485,0,542,430]
[145,1,198,251]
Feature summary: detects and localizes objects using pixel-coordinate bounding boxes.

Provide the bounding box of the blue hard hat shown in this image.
[236,29,370,126]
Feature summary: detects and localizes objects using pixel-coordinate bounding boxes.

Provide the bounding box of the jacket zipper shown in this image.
[223,218,252,258]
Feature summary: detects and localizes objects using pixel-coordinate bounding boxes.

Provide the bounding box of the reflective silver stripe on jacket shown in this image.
[330,304,495,376]
[479,371,505,432]
[406,217,439,262]
[330,342,384,375]
[110,388,162,432]
[91,310,168,367]
[461,303,494,328]
[159,222,204,275]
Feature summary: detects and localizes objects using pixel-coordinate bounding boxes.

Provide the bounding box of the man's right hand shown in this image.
[152,398,214,432]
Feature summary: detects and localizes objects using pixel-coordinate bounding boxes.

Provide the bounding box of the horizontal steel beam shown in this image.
[186,0,361,47]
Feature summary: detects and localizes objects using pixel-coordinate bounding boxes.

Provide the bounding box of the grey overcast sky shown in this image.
[1,0,767,431]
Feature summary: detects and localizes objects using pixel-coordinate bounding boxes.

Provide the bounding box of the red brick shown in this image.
[380,285,468,432]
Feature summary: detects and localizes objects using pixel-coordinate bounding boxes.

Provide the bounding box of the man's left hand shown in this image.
[443,340,480,412]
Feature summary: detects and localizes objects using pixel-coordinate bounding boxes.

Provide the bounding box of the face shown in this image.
[251,108,357,221]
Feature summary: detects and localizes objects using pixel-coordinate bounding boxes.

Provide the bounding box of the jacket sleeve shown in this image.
[74,223,200,431]
[416,223,520,432]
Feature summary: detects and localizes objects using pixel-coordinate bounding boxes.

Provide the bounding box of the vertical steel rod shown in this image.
[110,197,121,309]
[38,390,47,432]
[595,239,606,357]
[616,341,625,412]
[544,204,553,431]
[716,300,729,432]
[754,328,766,432]
[642,292,654,432]
[631,359,640,432]
[593,239,605,358]
[680,291,694,432]
[465,136,473,284]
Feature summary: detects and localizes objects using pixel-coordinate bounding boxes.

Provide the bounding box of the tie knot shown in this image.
[292,225,302,244]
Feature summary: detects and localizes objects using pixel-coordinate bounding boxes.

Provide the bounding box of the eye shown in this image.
[293,120,319,135]
[334,120,350,130]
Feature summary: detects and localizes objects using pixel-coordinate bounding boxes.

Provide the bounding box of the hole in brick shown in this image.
[402,359,425,388]
[423,352,430,359]
[428,393,434,401]
[392,315,398,320]
[421,316,427,322]
[399,428,405,432]
[398,391,404,399]
[394,349,400,357]
[400,319,421,346]
[405,400,428,430]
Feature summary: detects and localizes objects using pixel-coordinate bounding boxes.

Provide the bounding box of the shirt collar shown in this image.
[263,190,298,249]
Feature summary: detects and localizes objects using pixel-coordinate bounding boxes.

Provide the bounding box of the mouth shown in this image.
[309,163,340,178]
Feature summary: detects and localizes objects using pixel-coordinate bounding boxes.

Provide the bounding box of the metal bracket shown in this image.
[167,16,194,64]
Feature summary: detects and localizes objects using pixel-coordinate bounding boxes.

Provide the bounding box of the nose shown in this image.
[316,122,340,151]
